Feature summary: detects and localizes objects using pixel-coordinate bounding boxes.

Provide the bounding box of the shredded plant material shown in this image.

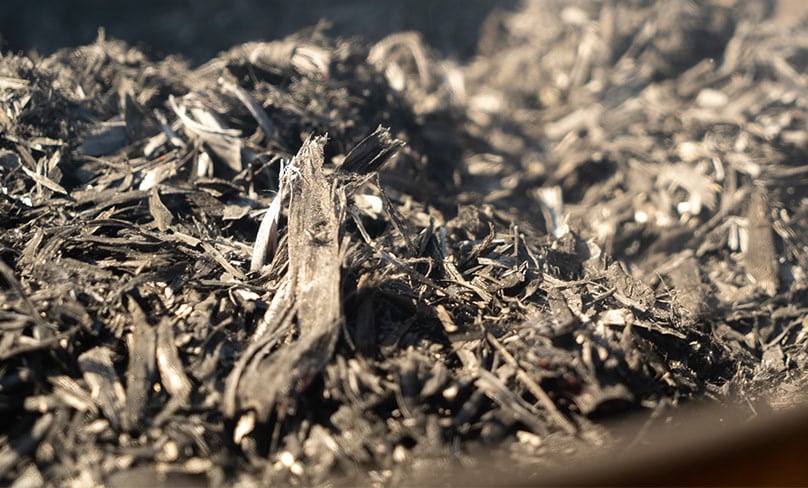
[1,1,807,486]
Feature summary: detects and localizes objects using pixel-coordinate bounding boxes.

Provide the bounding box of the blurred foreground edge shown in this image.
[509,402,808,487]
[108,401,808,487]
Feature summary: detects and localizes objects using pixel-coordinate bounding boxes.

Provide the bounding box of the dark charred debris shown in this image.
[1,1,807,486]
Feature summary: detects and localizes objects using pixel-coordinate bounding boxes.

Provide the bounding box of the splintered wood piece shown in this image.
[148,186,173,232]
[78,347,127,430]
[235,135,343,421]
[220,77,277,142]
[745,188,778,296]
[666,254,708,325]
[156,318,193,406]
[338,126,404,175]
[124,299,156,430]
[250,168,286,273]
[286,136,341,339]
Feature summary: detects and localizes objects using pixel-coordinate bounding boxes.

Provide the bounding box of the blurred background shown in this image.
[3,1,808,64]
[0,0,518,63]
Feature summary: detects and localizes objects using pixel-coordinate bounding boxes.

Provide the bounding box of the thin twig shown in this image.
[486,332,578,435]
